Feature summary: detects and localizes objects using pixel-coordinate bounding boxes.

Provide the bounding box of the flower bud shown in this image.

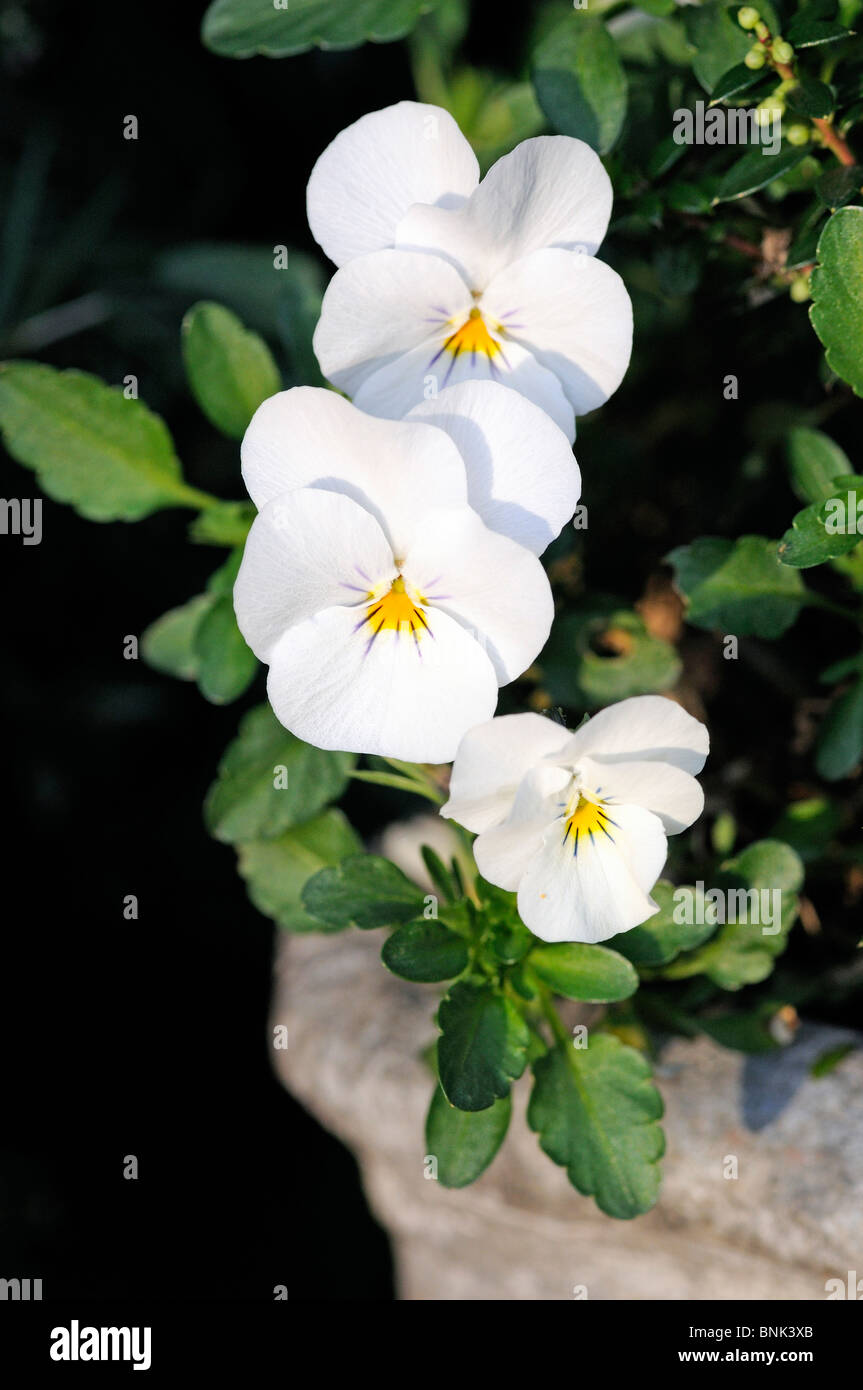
[744,45,767,68]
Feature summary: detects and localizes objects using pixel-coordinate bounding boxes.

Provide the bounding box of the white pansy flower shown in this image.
[442,696,709,944]
[233,385,556,763]
[307,101,633,442]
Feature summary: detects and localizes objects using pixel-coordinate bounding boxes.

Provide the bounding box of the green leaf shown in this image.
[816,164,863,210]
[816,676,863,778]
[683,0,755,92]
[787,76,835,118]
[538,601,681,709]
[611,880,716,967]
[528,1035,664,1219]
[382,920,469,983]
[709,62,763,104]
[786,10,852,46]
[202,0,433,58]
[237,809,362,932]
[529,942,638,1002]
[204,704,355,843]
[0,362,195,521]
[189,500,256,547]
[787,426,852,505]
[302,855,427,930]
[193,595,258,704]
[666,840,803,989]
[141,594,213,681]
[714,144,806,204]
[667,535,806,637]
[531,16,627,155]
[777,476,863,567]
[810,206,863,396]
[425,1083,511,1188]
[182,301,281,440]
[437,981,529,1112]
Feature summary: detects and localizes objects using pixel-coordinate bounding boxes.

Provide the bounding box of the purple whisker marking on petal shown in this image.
[353,565,371,583]
[573,827,579,858]
[363,618,386,656]
[500,322,525,331]
[341,581,368,594]
[496,344,513,371]
[442,343,461,387]
[598,822,615,843]
[498,308,522,319]
[424,592,452,602]
[429,305,450,315]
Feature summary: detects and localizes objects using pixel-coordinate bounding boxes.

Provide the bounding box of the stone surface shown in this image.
[273,927,863,1301]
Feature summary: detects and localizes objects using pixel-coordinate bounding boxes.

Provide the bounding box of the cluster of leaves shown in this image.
[3,0,862,1222]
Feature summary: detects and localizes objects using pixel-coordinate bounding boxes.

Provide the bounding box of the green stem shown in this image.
[803,592,863,625]
[348,769,443,804]
[407,24,451,108]
[537,984,572,1050]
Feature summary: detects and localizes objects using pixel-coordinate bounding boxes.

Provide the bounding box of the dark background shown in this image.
[3,0,861,1305]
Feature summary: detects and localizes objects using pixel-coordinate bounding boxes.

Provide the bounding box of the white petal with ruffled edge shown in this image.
[233,487,395,661]
[240,386,468,557]
[265,602,498,763]
[516,801,667,944]
[577,753,705,835]
[406,380,580,555]
[473,764,571,891]
[401,507,554,684]
[482,248,633,417]
[394,136,613,288]
[441,712,573,833]
[307,101,479,269]
[563,695,710,775]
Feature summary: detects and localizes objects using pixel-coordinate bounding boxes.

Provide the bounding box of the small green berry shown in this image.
[771,38,794,63]
[790,276,811,303]
[787,122,810,146]
[744,45,767,69]
[755,20,770,38]
[738,5,760,28]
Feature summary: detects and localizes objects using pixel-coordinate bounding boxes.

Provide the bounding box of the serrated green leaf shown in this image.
[437,981,529,1112]
[141,594,214,681]
[777,476,863,567]
[204,704,354,843]
[816,164,863,210]
[531,15,627,155]
[611,880,716,967]
[381,920,469,982]
[237,810,362,932]
[529,942,638,1002]
[787,11,852,45]
[302,854,427,930]
[202,0,433,58]
[528,1035,664,1218]
[0,362,194,521]
[182,301,281,440]
[683,0,758,92]
[425,1083,511,1188]
[668,535,806,637]
[810,206,863,396]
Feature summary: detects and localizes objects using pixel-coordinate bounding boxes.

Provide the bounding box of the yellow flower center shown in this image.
[444,306,502,360]
[364,576,429,644]
[562,793,616,854]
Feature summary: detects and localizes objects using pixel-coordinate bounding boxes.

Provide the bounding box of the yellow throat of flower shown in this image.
[444,306,501,360]
[365,575,428,643]
[562,793,616,853]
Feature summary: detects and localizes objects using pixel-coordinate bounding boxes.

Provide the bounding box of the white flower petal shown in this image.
[472,764,571,891]
[395,135,613,288]
[579,754,705,835]
[233,488,394,661]
[241,387,468,556]
[353,329,576,438]
[406,379,580,555]
[441,712,573,833]
[266,602,498,763]
[313,249,472,398]
[402,507,554,685]
[517,802,667,944]
[483,247,633,416]
[565,695,710,776]
[307,101,479,268]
